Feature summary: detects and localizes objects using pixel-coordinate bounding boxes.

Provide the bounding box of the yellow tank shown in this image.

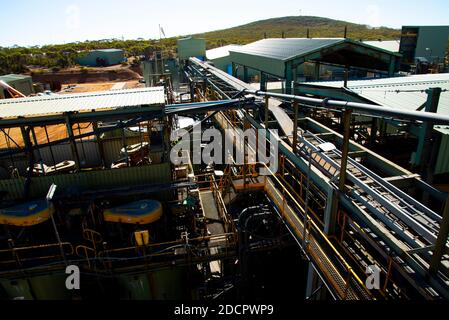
[103,200,163,225]
[0,200,53,227]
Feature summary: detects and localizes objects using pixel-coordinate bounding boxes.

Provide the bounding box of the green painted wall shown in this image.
[177,37,206,61]
[0,272,71,300]
[414,26,449,62]
[0,74,33,97]
[435,132,449,175]
[229,51,285,78]
[0,163,172,201]
[117,267,189,300]
[77,49,125,67]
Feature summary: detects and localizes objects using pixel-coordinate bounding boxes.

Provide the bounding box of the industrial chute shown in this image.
[0,80,26,99]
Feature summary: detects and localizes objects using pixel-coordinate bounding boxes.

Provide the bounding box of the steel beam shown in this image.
[293,101,299,154]
[65,115,81,171]
[430,197,449,275]
[244,90,449,126]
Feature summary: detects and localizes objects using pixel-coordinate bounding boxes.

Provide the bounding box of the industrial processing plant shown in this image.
[0,1,449,311]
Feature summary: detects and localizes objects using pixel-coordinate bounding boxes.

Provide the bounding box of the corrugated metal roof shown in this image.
[361,40,400,53]
[230,38,345,61]
[178,36,205,42]
[0,87,165,119]
[0,74,32,83]
[305,73,449,134]
[94,49,123,53]
[206,45,241,60]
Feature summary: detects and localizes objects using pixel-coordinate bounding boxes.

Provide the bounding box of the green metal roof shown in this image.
[0,74,32,83]
[228,38,401,79]
[230,38,401,62]
[230,38,346,61]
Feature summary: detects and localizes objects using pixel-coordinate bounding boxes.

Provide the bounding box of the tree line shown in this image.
[0,38,178,75]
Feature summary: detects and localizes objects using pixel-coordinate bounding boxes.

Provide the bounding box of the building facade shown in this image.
[77,49,125,67]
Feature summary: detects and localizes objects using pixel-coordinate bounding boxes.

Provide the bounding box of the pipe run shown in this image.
[245,89,449,126]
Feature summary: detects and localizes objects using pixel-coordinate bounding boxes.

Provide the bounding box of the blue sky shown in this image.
[1,0,448,47]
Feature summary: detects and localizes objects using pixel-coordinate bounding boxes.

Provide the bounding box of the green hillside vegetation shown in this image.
[0,16,401,75]
[196,16,401,48]
[0,39,177,75]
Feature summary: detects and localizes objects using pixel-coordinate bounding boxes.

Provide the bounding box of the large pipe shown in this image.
[244,89,449,125]
[189,57,449,125]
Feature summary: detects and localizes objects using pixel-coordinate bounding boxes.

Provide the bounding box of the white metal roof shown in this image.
[0,87,165,119]
[206,45,242,60]
[305,73,449,134]
[361,40,400,53]
[306,74,449,112]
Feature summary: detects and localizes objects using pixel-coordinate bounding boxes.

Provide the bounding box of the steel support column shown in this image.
[93,122,106,168]
[21,126,34,198]
[285,63,293,94]
[264,96,269,129]
[243,66,249,83]
[343,66,349,88]
[65,115,81,171]
[314,63,321,81]
[30,127,45,174]
[388,57,396,77]
[429,196,449,275]
[306,262,324,300]
[369,117,378,147]
[339,109,352,192]
[417,88,441,181]
[328,109,352,235]
[260,72,268,92]
[293,101,299,153]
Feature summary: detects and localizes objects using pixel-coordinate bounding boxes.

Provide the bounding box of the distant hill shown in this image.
[0,16,402,75]
[194,16,401,49]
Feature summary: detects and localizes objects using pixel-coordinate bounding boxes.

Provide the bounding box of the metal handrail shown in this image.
[264,161,371,297]
[0,242,74,268]
[97,234,236,258]
[212,107,370,297]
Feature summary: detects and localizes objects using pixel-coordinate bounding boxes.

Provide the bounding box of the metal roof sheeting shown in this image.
[230,38,345,61]
[0,87,165,119]
[0,74,32,83]
[94,49,124,53]
[206,45,241,60]
[306,74,449,119]
[361,40,400,53]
